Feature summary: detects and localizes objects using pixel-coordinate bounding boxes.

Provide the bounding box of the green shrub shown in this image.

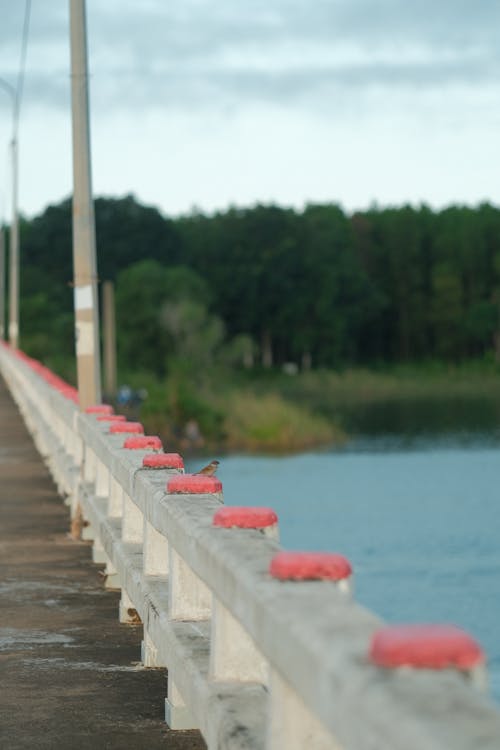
[222,391,344,452]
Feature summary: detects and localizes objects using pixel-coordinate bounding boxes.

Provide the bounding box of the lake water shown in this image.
[186,434,500,702]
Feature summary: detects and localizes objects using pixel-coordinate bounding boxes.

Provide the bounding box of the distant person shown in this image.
[116,384,132,406]
[184,419,204,448]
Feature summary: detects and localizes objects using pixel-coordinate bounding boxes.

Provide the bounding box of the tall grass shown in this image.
[275,363,500,409]
[221,390,345,452]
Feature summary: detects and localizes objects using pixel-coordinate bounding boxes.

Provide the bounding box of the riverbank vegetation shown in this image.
[7,195,500,451]
[114,362,500,452]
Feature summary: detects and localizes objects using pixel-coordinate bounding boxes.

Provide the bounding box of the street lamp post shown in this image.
[0,78,19,349]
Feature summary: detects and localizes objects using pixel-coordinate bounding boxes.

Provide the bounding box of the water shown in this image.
[187,436,500,702]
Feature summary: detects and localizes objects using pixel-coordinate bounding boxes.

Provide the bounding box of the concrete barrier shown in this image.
[1,341,500,750]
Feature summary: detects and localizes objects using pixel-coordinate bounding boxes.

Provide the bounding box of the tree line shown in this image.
[13,195,500,375]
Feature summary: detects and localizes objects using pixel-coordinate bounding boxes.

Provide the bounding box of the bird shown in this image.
[69,504,85,540]
[127,607,142,624]
[195,459,220,476]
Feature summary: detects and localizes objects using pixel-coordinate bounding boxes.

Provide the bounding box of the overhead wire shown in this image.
[14,0,32,130]
[0,0,32,206]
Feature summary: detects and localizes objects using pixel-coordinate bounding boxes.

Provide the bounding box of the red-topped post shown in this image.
[123,435,163,451]
[213,506,278,539]
[269,551,353,594]
[109,421,144,435]
[167,474,222,495]
[143,453,184,470]
[369,624,487,690]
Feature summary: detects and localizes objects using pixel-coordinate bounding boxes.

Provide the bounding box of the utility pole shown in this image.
[0,78,19,348]
[69,0,102,408]
[9,134,19,347]
[102,280,117,399]
[1,0,31,349]
[0,222,5,340]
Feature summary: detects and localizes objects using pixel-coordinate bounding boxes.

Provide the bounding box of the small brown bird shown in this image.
[127,607,142,624]
[195,459,220,476]
[69,505,84,540]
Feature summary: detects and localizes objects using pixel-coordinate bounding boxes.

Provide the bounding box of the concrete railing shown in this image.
[1,341,500,750]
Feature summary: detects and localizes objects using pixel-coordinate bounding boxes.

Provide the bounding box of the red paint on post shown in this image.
[369,624,484,670]
[269,551,352,581]
[213,506,278,529]
[109,421,144,435]
[97,414,126,422]
[123,435,163,451]
[58,386,79,402]
[143,453,184,469]
[43,373,61,386]
[167,474,222,494]
[85,404,114,415]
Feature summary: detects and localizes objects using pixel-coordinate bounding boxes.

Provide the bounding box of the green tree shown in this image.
[115,260,213,375]
[429,263,463,359]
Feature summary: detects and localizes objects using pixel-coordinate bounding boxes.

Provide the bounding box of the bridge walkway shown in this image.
[0,373,206,750]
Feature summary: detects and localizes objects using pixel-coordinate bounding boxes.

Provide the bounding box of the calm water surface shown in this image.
[187,435,500,702]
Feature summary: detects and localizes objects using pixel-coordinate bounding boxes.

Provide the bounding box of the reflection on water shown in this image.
[188,432,500,703]
[337,395,500,440]
[342,429,500,454]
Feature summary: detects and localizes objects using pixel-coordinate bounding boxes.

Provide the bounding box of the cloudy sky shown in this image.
[0,0,499,220]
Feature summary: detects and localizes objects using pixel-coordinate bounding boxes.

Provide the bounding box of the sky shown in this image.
[0,0,500,220]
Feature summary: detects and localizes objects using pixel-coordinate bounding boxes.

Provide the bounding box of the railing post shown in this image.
[103,475,123,588]
[209,598,267,683]
[122,491,143,544]
[166,545,211,729]
[267,669,338,750]
[168,546,211,621]
[208,507,279,688]
[143,520,168,576]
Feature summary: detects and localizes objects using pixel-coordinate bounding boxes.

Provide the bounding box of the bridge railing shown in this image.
[1,341,500,750]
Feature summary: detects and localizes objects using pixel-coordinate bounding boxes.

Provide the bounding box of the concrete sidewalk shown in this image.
[0,374,206,750]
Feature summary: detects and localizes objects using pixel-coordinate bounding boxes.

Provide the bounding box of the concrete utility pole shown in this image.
[9,134,19,348]
[0,78,19,348]
[69,0,102,408]
[0,223,5,340]
[102,281,117,399]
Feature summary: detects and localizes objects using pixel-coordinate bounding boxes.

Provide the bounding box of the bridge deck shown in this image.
[0,373,206,750]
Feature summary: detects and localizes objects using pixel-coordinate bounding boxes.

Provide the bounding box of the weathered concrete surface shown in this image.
[0,374,206,750]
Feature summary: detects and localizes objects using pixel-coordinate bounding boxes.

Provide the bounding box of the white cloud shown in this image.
[3,0,500,111]
[1,0,500,217]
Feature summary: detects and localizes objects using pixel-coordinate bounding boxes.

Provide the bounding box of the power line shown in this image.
[14,0,32,130]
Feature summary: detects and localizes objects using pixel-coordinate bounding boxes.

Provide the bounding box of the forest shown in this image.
[9,195,500,450]
[17,195,500,367]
